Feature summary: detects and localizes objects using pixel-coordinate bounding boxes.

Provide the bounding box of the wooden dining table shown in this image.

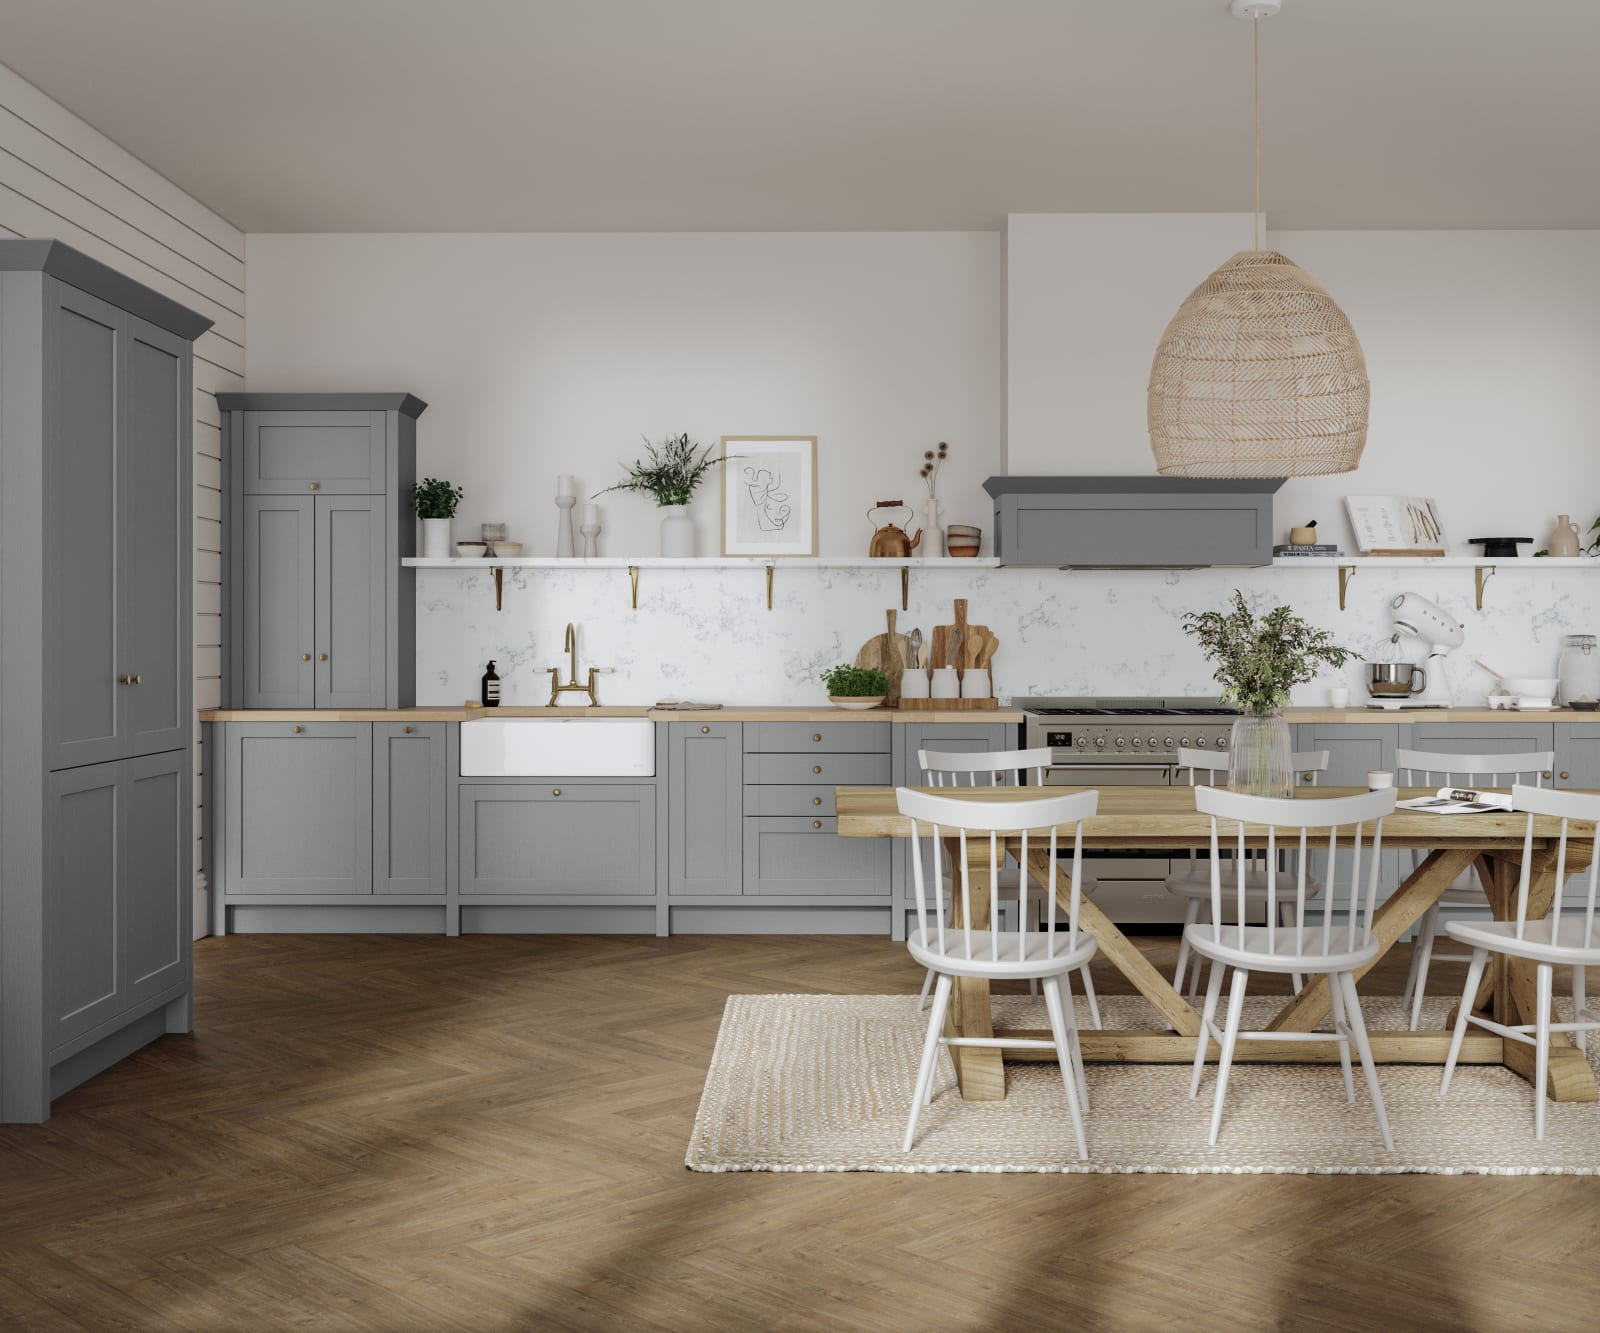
[835,785,1598,1105]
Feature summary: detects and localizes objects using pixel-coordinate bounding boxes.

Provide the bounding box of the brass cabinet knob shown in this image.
[117,674,132,685]
[1561,772,1570,781]
[309,482,320,490]
[701,725,710,734]
[812,796,822,806]
[552,788,561,797]
[318,652,328,661]
[301,652,311,661]
[1545,772,1554,780]
[292,725,303,734]
[813,765,822,774]
[132,675,141,684]
[813,733,822,742]
[1303,773,1314,782]
[404,725,414,734]
[812,820,822,829]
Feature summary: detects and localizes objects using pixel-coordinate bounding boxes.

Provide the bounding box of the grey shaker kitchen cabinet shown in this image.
[1554,724,1600,789]
[1291,723,1399,788]
[668,722,743,896]
[2,240,208,1122]
[223,724,373,895]
[743,818,890,896]
[458,784,657,896]
[374,723,447,895]
[221,393,424,710]
[1406,722,1556,779]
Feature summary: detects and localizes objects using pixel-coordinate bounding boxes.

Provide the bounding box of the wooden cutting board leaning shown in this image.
[853,608,911,705]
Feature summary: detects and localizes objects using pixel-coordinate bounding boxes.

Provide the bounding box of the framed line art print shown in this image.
[721,437,818,557]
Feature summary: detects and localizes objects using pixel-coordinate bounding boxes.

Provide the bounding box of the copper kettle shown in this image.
[867,501,923,558]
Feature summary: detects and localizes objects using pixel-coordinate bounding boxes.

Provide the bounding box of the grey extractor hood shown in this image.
[981,476,1285,568]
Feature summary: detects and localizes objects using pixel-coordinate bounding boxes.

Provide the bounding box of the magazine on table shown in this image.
[1397,787,1515,814]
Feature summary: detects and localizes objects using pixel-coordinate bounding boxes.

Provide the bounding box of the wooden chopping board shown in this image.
[854,608,911,704]
[929,599,996,675]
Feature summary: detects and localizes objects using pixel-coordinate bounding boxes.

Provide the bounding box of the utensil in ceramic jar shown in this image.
[899,667,930,700]
[929,667,960,699]
[960,667,991,699]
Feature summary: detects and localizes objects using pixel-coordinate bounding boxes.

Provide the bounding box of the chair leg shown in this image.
[1029,978,1039,997]
[1441,948,1490,1099]
[1326,962,1355,1103]
[1207,968,1250,1147]
[1053,972,1089,1112]
[1173,899,1200,994]
[903,973,952,1152]
[1190,957,1227,1099]
[1043,973,1089,1161]
[1536,962,1553,1141]
[1573,964,1588,1049]
[1278,901,1304,994]
[917,967,934,1013]
[1338,972,1394,1152]
[1407,904,1440,1032]
[1077,963,1102,1031]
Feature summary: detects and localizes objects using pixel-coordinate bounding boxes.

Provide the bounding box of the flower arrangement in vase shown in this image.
[916,441,950,557]
[594,432,728,557]
[1183,591,1356,796]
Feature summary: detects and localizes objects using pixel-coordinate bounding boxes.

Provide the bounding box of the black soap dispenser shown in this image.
[481,660,501,708]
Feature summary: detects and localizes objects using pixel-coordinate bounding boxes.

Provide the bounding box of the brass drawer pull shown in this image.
[118,674,132,685]
[404,725,414,734]
[318,652,329,661]
[552,787,561,797]
[813,796,822,806]
[813,765,822,774]
[1561,771,1570,781]
[309,482,320,490]
[1545,771,1554,780]
[132,674,141,684]
[813,733,822,742]
[812,820,822,829]
[701,725,710,734]
[301,652,311,661]
[292,725,303,734]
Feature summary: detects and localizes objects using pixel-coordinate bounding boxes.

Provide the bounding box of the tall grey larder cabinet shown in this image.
[219,393,424,709]
[0,239,211,1122]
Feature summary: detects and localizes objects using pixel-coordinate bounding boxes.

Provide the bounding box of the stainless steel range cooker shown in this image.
[1017,696,1241,924]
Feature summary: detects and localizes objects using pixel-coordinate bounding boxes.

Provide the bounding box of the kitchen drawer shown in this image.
[743,752,891,786]
[1405,723,1555,778]
[742,817,890,896]
[744,722,890,753]
[458,784,656,896]
[744,784,843,816]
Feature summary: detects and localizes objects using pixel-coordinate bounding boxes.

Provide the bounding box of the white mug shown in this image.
[899,668,930,700]
[1367,770,1394,790]
[1328,686,1350,709]
[960,667,991,699]
[930,667,960,699]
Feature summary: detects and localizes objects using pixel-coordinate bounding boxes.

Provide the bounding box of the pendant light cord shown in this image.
[1253,17,1261,251]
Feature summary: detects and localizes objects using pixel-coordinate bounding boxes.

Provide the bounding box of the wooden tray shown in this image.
[908,696,999,711]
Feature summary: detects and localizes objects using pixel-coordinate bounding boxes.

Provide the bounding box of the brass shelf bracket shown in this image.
[1337,564,1355,611]
[1475,564,1496,610]
[628,564,640,610]
[901,565,910,612]
[493,565,504,612]
[765,564,775,611]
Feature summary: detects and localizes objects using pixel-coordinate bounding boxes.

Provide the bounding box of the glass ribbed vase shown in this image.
[1227,712,1293,798]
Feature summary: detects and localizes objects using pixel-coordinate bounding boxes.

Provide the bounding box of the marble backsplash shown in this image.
[414,562,1600,708]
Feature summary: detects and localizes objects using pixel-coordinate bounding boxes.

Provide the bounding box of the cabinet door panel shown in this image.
[315,496,386,708]
[742,817,889,896]
[121,750,189,1005]
[1404,723,1555,781]
[1554,725,1600,789]
[46,762,121,1046]
[225,725,372,893]
[119,319,190,757]
[242,410,385,493]
[459,785,656,896]
[669,723,742,895]
[374,723,446,894]
[241,496,314,707]
[45,284,121,770]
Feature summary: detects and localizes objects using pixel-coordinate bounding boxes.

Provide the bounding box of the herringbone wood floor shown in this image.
[3,932,1598,1332]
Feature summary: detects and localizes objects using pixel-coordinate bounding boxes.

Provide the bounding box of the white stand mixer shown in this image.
[1369,592,1464,709]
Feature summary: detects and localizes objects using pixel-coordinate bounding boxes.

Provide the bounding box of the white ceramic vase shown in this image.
[659,503,696,557]
[421,517,452,559]
[919,497,945,558]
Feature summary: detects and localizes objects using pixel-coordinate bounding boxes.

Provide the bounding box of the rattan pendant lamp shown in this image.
[1148,0,1369,478]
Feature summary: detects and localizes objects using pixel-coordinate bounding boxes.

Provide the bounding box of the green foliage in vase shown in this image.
[820,664,890,697]
[593,433,727,507]
[412,477,464,518]
[1183,590,1357,716]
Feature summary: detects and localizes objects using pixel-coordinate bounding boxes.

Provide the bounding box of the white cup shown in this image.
[930,667,960,699]
[1328,686,1350,709]
[960,667,991,699]
[1367,770,1394,790]
[899,668,930,700]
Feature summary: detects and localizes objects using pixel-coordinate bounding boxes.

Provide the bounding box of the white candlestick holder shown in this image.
[554,494,576,558]
[580,522,601,559]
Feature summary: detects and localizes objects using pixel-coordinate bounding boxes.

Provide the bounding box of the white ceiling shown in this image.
[3,0,1597,233]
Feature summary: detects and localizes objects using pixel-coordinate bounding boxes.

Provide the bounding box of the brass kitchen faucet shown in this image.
[547,623,602,706]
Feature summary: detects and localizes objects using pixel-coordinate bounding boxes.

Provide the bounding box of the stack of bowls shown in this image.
[946,524,981,557]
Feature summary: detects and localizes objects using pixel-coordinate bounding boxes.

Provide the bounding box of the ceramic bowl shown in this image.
[455,542,488,558]
[829,696,885,711]
[1502,676,1559,698]
[492,541,524,557]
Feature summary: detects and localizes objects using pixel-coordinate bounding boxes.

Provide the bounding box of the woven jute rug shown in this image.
[686,994,1600,1175]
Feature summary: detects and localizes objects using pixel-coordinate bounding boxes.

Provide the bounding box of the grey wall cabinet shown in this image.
[223,724,373,895]
[668,723,742,896]
[1,240,208,1122]
[221,393,425,710]
[459,785,657,897]
[1555,724,1600,789]
[374,723,447,895]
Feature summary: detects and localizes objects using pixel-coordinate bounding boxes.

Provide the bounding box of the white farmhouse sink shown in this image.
[460,717,656,777]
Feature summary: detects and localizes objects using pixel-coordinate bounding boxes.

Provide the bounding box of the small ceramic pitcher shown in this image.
[1548,514,1581,558]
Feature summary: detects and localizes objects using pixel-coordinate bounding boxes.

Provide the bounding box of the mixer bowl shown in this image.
[1367,662,1425,697]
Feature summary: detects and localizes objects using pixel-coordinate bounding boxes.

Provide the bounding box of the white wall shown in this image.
[246,232,1002,554]
[0,61,244,914]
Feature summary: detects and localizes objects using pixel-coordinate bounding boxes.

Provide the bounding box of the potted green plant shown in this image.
[1183,591,1356,796]
[412,477,464,559]
[594,433,728,557]
[821,664,890,711]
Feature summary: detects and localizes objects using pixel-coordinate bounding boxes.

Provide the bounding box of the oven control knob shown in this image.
[1216,736,1228,749]
[1131,736,1142,748]
[1115,737,1126,748]
[1094,737,1106,748]
[1195,737,1207,747]
[1179,736,1190,747]
[1076,737,1087,747]
[1164,735,1174,749]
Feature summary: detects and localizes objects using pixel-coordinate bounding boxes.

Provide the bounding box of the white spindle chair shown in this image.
[916,748,1101,1029]
[1440,785,1600,1139]
[1165,748,1330,1001]
[898,786,1100,1157]
[1187,785,1399,1149]
[1395,749,1553,1032]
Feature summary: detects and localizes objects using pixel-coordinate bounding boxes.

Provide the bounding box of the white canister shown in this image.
[929,667,960,699]
[899,668,930,700]
[421,517,452,559]
[659,503,696,557]
[960,667,991,699]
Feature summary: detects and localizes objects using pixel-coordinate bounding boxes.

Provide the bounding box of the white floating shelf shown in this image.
[404,556,1002,569]
[1272,556,1595,569]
